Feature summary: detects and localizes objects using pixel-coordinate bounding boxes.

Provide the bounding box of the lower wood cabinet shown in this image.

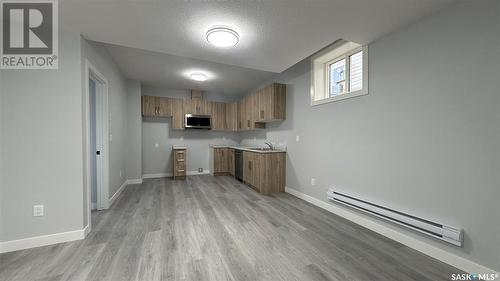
[243,151,285,194]
[173,148,186,179]
[213,148,234,176]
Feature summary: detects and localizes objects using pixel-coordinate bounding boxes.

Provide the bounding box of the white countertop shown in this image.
[172,145,187,150]
[209,144,286,153]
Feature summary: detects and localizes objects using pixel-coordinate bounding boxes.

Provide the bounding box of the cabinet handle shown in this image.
[249,161,252,170]
[260,110,264,119]
[247,120,250,127]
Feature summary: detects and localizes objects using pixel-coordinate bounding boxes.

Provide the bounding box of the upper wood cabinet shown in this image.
[184,99,211,115]
[237,98,246,130]
[255,83,286,122]
[141,82,285,131]
[171,98,184,130]
[225,102,238,132]
[211,102,226,131]
[142,96,173,117]
[142,96,160,117]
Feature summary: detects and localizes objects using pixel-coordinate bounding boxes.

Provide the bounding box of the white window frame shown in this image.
[310,41,368,106]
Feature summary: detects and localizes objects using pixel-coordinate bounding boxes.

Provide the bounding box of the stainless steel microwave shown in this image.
[185,114,212,129]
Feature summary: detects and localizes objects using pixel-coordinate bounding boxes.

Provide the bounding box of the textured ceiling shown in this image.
[103,43,276,96]
[62,0,456,73]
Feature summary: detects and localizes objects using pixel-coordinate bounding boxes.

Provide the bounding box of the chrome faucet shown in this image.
[264,141,275,150]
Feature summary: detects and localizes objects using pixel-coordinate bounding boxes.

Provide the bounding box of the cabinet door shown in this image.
[243,151,252,183]
[211,102,226,130]
[251,154,261,190]
[202,100,212,115]
[158,97,173,117]
[225,102,237,131]
[171,98,184,130]
[270,83,286,121]
[213,148,224,173]
[238,98,246,130]
[228,149,235,176]
[245,95,253,129]
[142,96,159,117]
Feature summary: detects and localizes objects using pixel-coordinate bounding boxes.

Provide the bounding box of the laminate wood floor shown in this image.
[0,175,461,281]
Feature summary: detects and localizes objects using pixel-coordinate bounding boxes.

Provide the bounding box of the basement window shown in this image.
[311,40,368,106]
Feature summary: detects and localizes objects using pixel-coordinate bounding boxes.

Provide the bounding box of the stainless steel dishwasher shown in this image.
[234,149,243,181]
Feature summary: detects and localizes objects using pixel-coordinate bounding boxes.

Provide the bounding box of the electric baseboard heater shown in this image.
[327,188,463,247]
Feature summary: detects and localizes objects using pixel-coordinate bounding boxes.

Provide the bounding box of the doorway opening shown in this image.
[85,60,110,234]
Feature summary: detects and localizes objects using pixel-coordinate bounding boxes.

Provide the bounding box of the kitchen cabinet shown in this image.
[173,148,186,179]
[212,148,234,175]
[142,96,160,117]
[184,99,211,115]
[255,83,286,122]
[243,151,258,189]
[158,97,173,117]
[171,98,185,130]
[243,151,285,194]
[211,102,226,131]
[228,148,235,176]
[247,94,265,130]
[237,98,246,130]
[142,96,174,117]
[237,95,264,131]
[225,102,238,132]
[141,82,284,131]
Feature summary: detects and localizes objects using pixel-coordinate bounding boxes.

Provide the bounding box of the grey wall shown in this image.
[141,86,240,175]
[125,80,143,180]
[240,1,500,271]
[0,29,84,241]
[83,40,129,204]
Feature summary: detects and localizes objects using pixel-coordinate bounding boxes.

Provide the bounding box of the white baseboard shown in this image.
[142,170,210,179]
[187,170,210,176]
[83,223,91,237]
[127,178,143,185]
[108,180,128,207]
[285,186,498,275]
[0,228,85,254]
[142,173,171,179]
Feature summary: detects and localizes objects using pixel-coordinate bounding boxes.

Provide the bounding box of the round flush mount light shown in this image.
[206,26,239,48]
[190,73,208,81]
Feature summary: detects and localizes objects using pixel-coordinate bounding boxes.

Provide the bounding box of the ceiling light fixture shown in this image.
[206,26,239,48]
[190,73,208,81]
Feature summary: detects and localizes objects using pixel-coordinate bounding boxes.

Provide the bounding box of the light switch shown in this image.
[296,135,300,142]
[311,178,316,186]
[155,143,159,148]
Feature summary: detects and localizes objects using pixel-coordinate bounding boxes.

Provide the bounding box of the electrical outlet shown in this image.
[198,168,203,173]
[311,178,316,186]
[296,135,300,142]
[33,205,44,217]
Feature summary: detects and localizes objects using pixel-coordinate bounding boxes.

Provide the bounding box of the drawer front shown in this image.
[175,150,185,159]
